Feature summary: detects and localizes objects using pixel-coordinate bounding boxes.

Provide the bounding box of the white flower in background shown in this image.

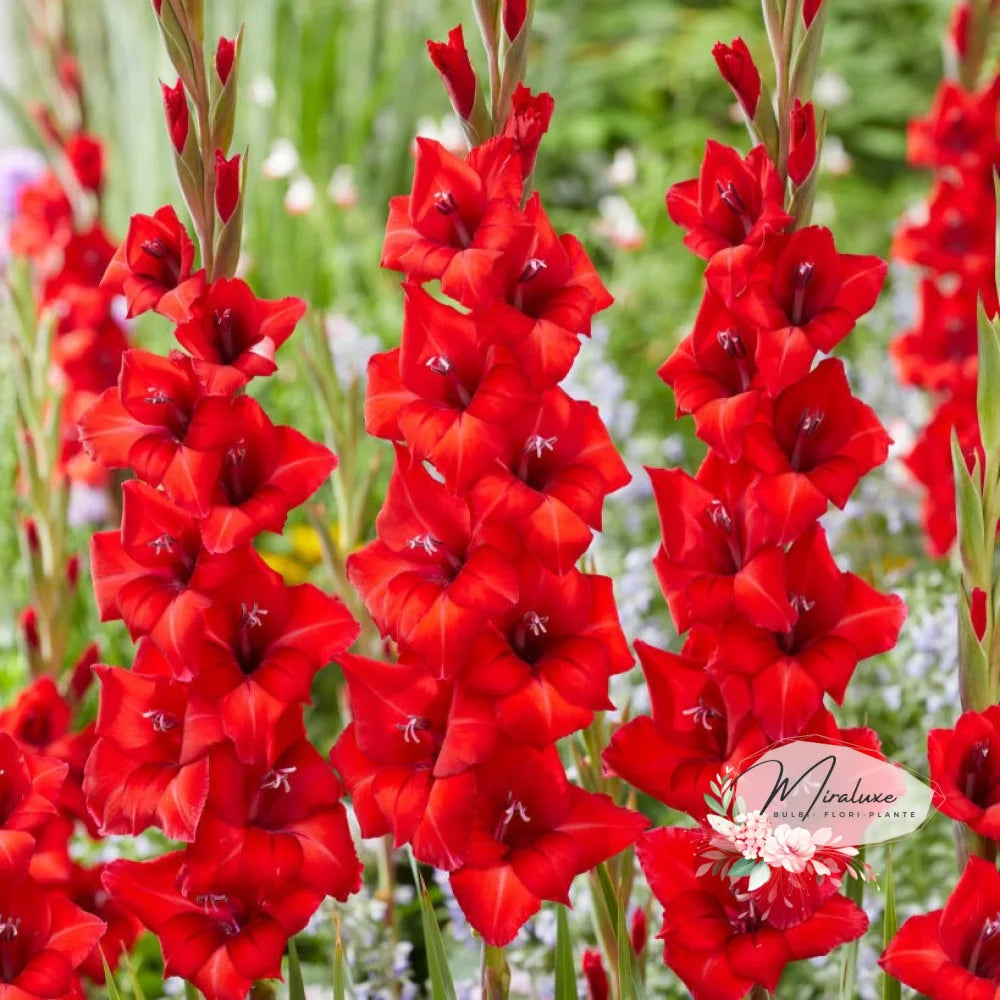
[815,69,851,108]
[285,175,316,215]
[414,114,466,156]
[328,163,358,208]
[594,194,645,250]
[247,73,276,106]
[761,825,817,873]
[262,138,299,179]
[324,313,382,389]
[67,482,111,527]
[606,147,638,188]
[821,135,853,176]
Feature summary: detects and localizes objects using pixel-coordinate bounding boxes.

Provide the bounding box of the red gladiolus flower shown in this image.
[215,151,241,223]
[65,861,144,982]
[582,949,610,1000]
[0,679,71,751]
[332,652,492,870]
[881,857,1000,999]
[903,396,983,555]
[666,142,792,260]
[476,193,613,389]
[174,278,307,393]
[347,445,519,676]
[179,741,362,901]
[78,349,238,514]
[630,908,647,955]
[640,827,867,1000]
[787,100,817,186]
[103,853,321,1000]
[0,875,106,996]
[907,78,1000,173]
[890,279,978,392]
[707,524,904,740]
[89,480,219,659]
[712,38,761,117]
[427,26,477,121]
[658,290,762,460]
[741,358,891,542]
[382,137,527,303]
[190,550,359,761]
[460,554,632,745]
[449,745,648,946]
[216,36,237,85]
[708,226,886,393]
[200,396,336,552]
[649,454,796,632]
[365,285,535,492]
[102,205,203,320]
[84,643,224,841]
[468,388,630,573]
[0,734,66,875]
[65,133,105,193]
[927,707,1000,839]
[7,172,73,260]
[161,79,189,154]
[502,84,556,180]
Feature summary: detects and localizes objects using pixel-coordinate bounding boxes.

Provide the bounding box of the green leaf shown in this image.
[883,849,901,1000]
[951,429,988,585]
[555,906,580,1000]
[703,793,724,815]
[789,0,829,100]
[101,950,124,1000]
[333,917,348,1000]
[211,23,244,153]
[184,981,200,1000]
[747,862,771,891]
[616,896,646,1000]
[729,858,756,878]
[409,852,457,1000]
[288,938,306,1000]
[838,848,866,1000]
[977,304,1000,475]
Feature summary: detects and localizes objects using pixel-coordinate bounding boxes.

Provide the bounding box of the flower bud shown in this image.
[152,0,163,13]
[24,519,39,553]
[161,79,189,155]
[58,54,82,99]
[215,150,240,222]
[712,38,761,118]
[502,84,554,179]
[950,3,971,58]
[70,643,99,701]
[582,949,609,1000]
[972,586,988,641]
[20,608,39,652]
[787,99,817,185]
[803,0,823,28]
[216,35,236,85]
[427,26,477,122]
[502,0,528,40]
[65,133,105,193]
[629,907,647,955]
[66,554,80,589]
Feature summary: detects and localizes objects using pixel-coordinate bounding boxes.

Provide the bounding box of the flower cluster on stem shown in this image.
[74,4,363,998]
[891,0,1000,555]
[602,4,906,998]
[333,0,647,983]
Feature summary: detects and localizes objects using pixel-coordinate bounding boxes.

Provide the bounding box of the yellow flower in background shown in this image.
[261,522,339,584]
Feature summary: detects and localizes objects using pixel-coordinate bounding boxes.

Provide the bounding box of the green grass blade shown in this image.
[409,851,457,1000]
[101,949,124,1000]
[288,938,306,1000]
[616,898,647,1000]
[838,848,866,1000]
[883,848,901,1000]
[554,905,579,1000]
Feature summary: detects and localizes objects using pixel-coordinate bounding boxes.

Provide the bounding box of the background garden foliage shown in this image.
[0,0,978,997]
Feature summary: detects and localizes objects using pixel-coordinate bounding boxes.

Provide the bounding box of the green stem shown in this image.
[482,944,510,1000]
[775,0,798,186]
